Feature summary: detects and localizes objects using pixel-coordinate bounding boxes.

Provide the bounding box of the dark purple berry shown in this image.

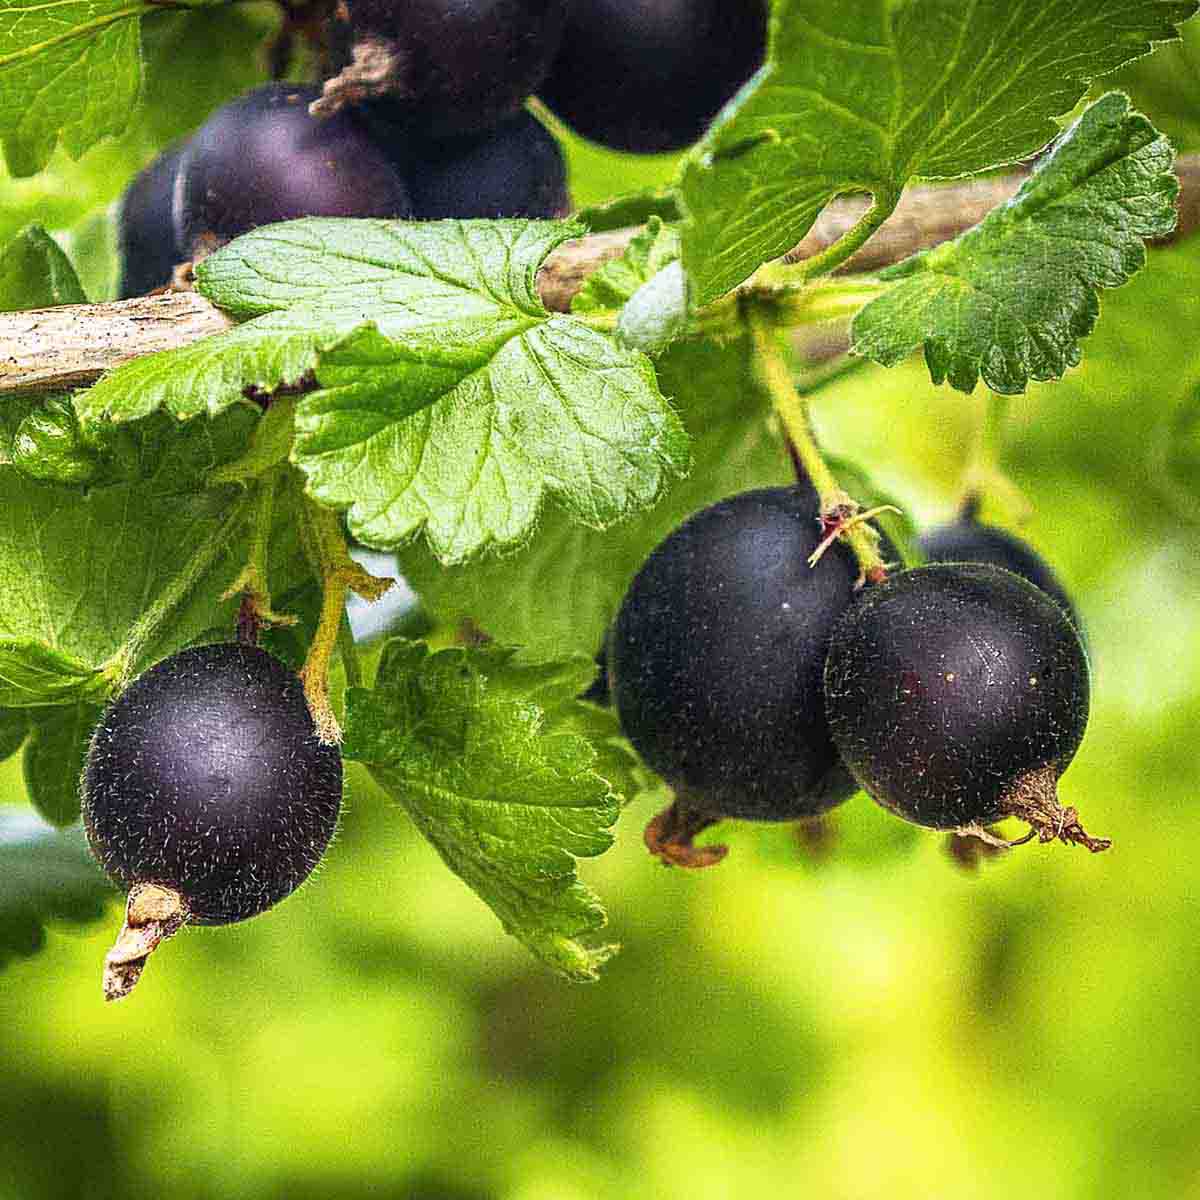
[176,83,412,259]
[611,487,889,828]
[538,0,768,153]
[83,643,342,927]
[329,0,568,138]
[117,143,186,298]
[919,508,1079,628]
[407,111,570,219]
[824,564,1107,851]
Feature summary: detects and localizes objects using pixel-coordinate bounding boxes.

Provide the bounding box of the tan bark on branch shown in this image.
[2,155,1198,397]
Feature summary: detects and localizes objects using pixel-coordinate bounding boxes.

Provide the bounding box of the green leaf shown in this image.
[0,2,150,177]
[80,218,688,564]
[343,640,623,981]
[574,188,680,232]
[572,217,680,313]
[0,409,312,706]
[23,703,100,827]
[851,95,1180,394]
[11,395,102,484]
[0,706,28,761]
[0,225,86,309]
[0,809,114,970]
[680,0,1197,304]
[400,333,793,658]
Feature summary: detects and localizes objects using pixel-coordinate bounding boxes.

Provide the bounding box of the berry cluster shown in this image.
[119,0,770,298]
[608,488,1108,866]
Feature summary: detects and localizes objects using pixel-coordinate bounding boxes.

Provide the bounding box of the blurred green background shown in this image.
[3,10,1200,1200]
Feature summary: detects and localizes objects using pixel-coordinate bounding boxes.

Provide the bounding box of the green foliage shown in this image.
[852,94,1180,393]
[0,1,147,176]
[343,640,624,980]
[0,409,308,706]
[10,395,103,484]
[22,703,99,828]
[680,0,1197,304]
[0,707,27,761]
[400,332,792,658]
[572,218,680,313]
[0,225,86,309]
[0,809,113,967]
[78,217,688,563]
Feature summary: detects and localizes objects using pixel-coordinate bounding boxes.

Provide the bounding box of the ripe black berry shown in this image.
[83,643,342,999]
[538,0,768,153]
[407,111,570,220]
[611,486,893,863]
[176,83,412,260]
[117,143,186,298]
[327,0,568,138]
[919,506,1079,627]
[824,564,1108,851]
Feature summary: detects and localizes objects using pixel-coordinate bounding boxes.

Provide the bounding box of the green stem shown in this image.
[103,489,257,686]
[297,497,393,743]
[789,193,899,284]
[794,352,872,398]
[337,610,362,691]
[748,312,887,582]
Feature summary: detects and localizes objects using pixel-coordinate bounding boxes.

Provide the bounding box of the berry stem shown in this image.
[103,488,259,688]
[748,312,888,583]
[297,496,393,743]
[644,794,727,869]
[221,467,299,636]
[960,390,1032,522]
[208,397,297,487]
[102,883,189,1003]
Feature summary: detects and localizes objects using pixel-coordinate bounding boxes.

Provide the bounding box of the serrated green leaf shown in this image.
[342,639,622,981]
[680,0,1197,304]
[400,333,793,658]
[296,315,685,562]
[0,409,312,706]
[572,218,680,314]
[0,706,28,761]
[77,217,689,564]
[0,224,86,309]
[0,2,150,177]
[23,702,100,827]
[850,95,1180,394]
[0,808,114,970]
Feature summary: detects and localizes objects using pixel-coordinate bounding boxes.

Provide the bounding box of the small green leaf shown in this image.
[0,707,28,761]
[0,2,149,176]
[0,225,86,310]
[0,641,110,708]
[0,809,114,970]
[12,395,101,484]
[680,0,1197,304]
[851,95,1180,394]
[342,640,623,981]
[572,217,680,313]
[575,188,680,232]
[23,703,101,827]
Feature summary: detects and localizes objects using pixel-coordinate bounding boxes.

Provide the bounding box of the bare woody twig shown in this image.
[3,155,1199,397]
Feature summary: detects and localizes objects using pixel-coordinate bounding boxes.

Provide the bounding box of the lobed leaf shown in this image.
[680,0,1197,304]
[78,217,689,564]
[342,640,624,981]
[851,94,1181,393]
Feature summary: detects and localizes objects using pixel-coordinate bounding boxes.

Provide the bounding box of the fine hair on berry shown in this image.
[611,486,892,824]
[83,642,343,927]
[824,563,1107,851]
